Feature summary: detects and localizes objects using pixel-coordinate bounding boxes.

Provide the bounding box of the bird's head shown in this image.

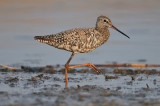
[96,15,130,39]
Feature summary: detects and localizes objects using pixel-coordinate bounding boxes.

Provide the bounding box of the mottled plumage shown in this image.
[34,16,111,54]
[34,15,129,87]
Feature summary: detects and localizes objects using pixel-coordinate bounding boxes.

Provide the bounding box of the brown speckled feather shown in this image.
[34,28,110,54]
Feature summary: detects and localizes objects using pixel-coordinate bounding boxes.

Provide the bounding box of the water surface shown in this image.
[0,0,160,67]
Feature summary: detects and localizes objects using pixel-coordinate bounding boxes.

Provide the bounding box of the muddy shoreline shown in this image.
[0,66,160,106]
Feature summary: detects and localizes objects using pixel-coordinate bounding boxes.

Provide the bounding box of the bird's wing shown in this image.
[34,28,98,53]
[35,28,93,45]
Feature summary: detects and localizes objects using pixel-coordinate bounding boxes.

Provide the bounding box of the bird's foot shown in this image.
[69,63,102,74]
[86,63,102,74]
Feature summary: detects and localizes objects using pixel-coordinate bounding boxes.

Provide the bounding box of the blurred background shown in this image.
[0,0,160,67]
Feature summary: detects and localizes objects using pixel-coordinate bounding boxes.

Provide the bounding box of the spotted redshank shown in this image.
[34,15,130,87]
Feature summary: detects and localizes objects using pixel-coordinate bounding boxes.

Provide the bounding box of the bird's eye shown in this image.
[104,20,108,23]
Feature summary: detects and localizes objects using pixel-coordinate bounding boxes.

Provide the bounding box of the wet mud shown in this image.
[0,66,160,106]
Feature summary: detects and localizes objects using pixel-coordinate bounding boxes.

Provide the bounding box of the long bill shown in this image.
[110,25,130,39]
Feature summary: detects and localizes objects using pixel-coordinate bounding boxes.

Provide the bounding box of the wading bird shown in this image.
[34,15,130,87]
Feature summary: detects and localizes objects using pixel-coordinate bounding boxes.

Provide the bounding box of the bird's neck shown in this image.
[95,27,109,35]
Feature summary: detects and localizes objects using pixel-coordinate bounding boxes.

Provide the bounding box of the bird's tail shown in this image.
[34,36,46,43]
[34,36,43,40]
[34,35,55,45]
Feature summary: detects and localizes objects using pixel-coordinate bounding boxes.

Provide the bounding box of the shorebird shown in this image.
[34,15,130,87]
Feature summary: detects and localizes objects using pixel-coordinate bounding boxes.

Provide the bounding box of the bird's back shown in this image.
[34,28,110,53]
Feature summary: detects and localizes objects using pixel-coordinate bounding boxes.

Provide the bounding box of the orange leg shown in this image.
[64,66,69,87]
[65,53,75,88]
[69,63,101,73]
[64,53,101,87]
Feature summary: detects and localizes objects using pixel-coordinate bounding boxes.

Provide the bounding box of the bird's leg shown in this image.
[65,53,75,87]
[69,63,102,73]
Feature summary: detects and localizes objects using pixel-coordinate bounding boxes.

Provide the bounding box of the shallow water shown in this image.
[0,68,160,105]
[0,0,160,67]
